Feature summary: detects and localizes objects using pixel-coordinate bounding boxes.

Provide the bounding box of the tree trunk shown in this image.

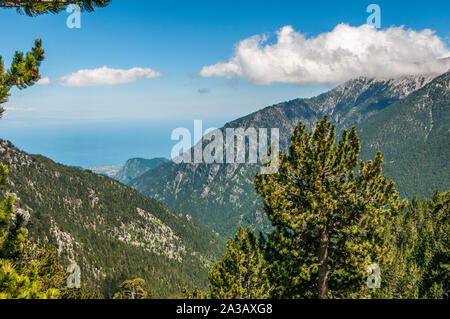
[318,227,329,299]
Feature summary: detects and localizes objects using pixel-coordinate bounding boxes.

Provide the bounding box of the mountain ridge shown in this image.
[0,140,224,297]
[114,157,169,184]
[130,71,449,237]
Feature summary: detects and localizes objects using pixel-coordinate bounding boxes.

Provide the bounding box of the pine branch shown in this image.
[0,0,111,16]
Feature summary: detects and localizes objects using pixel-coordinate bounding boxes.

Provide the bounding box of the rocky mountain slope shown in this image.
[114,157,169,184]
[0,140,223,297]
[130,71,449,237]
[358,70,450,199]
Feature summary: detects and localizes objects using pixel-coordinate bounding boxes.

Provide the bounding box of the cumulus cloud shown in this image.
[200,24,450,85]
[37,76,51,85]
[50,66,162,87]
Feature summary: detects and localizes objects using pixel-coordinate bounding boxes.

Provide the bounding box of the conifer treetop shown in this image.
[255,116,408,299]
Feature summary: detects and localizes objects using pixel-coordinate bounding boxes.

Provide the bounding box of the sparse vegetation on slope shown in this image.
[0,140,224,297]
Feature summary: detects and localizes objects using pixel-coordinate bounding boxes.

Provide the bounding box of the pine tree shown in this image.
[208,226,271,299]
[18,240,103,299]
[0,260,60,299]
[0,165,60,298]
[415,191,449,298]
[381,191,449,299]
[182,286,209,299]
[255,116,406,299]
[0,39,44,118]
[113,278,158,299]
[0,0,110,299]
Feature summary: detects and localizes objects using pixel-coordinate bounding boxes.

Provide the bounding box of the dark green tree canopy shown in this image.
[381,191,449,299]
[255,116,407,298]
[113,278,158,299]
[208,226,270,299]
[0,39,44,118]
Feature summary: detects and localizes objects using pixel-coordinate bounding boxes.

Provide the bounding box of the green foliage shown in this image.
[0,1,114,299]
[17,240,103,299]
[113,278,158,299]
[0,39,44,117]
[0,166,16,254]
[0,0,111,16]
[0,140,224,297]
[0,18,98,297]
[1,165,97,299]
[379,191,449,299]
[208,226,270,299]
[255,116,406,299]
[6,239,101,299]
[0,259,59,299]
[182,286,209,299]
[0,3,447,298]
[0,164,62,299]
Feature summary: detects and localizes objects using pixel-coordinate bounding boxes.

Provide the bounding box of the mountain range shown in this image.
[1,70,448,296]
[114,157,169,184]
[129,71,450,237]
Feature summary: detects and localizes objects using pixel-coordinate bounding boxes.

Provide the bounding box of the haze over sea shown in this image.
[0,118,225,167]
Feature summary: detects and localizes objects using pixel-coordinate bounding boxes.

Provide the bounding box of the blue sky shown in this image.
[0,0,449,166]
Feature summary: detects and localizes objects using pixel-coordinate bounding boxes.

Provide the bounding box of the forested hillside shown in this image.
[383,190,449,298]
[0,140,224,297]
[358,71,450,198]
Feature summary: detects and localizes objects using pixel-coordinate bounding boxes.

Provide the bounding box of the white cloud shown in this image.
[53,66,162,87]
[200,24,450,85]
[37,76,51,85]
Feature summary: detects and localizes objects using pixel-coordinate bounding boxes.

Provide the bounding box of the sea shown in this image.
[0,118,226,167]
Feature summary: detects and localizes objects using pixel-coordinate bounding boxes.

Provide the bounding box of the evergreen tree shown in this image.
[255,116,406,299]
[208,226,271,299]
[0,39,44,118]
[415,191,449,298]
[0,165,60,298]
[0,38,44,277]
[113,278,158,299]
[18,240,103,299]
[113,278,145,299]
[381,191,449,299]
[0,260,60,299]
[0,0,110,299]
[182,286,209,299]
